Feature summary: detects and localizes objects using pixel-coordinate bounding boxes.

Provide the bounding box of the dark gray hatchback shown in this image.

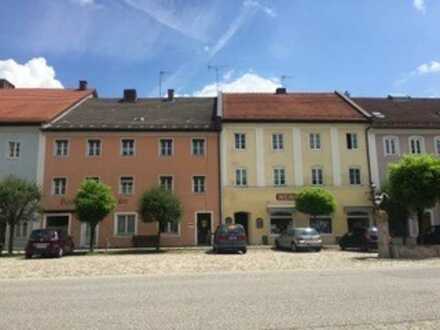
[213,224,247,254]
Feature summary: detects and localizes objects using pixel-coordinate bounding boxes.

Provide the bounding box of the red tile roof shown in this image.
[0,89,94,124]
[222,92,368,122]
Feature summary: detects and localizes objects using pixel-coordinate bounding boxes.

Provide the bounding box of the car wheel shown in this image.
[25,253,32,259]
[275,240,280,250]
[315,247,322,252]
[340,244,346,251]
[241,248,247,254]
[291,243,297,252]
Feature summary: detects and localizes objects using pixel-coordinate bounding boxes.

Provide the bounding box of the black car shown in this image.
[419,225,440,245]
[339,226,378,251]
[213,224,247,254]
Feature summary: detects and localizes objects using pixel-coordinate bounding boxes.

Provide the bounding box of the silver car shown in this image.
[275,227,322,252]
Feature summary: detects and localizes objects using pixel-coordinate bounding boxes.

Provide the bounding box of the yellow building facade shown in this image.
[220,93,373,244]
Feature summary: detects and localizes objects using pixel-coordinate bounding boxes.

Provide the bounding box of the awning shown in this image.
[267,203,296,214]
[344,206,373,215]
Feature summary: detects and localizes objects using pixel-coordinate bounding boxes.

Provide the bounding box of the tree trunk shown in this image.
[156,223,161,252]
[416,208,425,242]
[8,223,15,255]
[0,222,6,256]
[89,224,96,253]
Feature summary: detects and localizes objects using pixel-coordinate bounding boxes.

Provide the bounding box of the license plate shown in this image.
[229,236,238,240]
[34,243,48,249]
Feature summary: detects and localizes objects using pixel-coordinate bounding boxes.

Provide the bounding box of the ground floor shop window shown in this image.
[270,212,292,235]
[346,211,370,231]
[310,216,332,234]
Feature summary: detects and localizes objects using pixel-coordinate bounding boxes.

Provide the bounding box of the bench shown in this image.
[132,235,160,248]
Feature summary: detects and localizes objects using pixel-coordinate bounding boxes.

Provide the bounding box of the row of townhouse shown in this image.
[1,80,440,249]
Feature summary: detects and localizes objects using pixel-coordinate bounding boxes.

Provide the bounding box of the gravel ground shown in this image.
[1,248,440,280]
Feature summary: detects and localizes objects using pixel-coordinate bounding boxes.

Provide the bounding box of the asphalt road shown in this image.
[1,268,440,330]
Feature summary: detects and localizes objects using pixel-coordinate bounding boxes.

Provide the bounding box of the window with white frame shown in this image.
[160,139,173,156]
[160,176,173,192]
[7,141,20,159]
[235,168,247,186]
[346,133,358,150]
[272,133,284,151]
[310,216,332,234]
[160,220,179,234]
[52,178,67,195]
[409,136,424,154]
[349,168,361,185]
[14,222,29,238]
[121,139,135,156]
[309,133,321,150]
[54,139,69,157]
[435,137,440,155]
[87,139,101,156]
[116,214,136,236]
[192,138,205,156]
[120,176,134,195]
[193,176,206,193]
[311,167,324,185]
[383,136,399,156]
[85,176,100,182]
[234,133,246,150]
[273,168,286,186]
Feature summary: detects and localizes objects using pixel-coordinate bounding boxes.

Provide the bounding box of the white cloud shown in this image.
[244,0,277,18]
[71,0,95,6]
[0,58,63,88]
[417,61,440,74]
[413,0,426,13]
[195,72,281,96]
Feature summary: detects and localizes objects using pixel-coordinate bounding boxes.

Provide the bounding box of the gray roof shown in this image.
[45,97,219,131]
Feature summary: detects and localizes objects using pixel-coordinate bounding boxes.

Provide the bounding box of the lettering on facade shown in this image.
[276,193,296,201]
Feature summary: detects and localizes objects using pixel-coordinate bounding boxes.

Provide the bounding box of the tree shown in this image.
[138,187,183,251]
[379,182,410,239]
[388,154,440,237]
[0,176,41,255]
[74,180,116,252]
[295,187,336,222]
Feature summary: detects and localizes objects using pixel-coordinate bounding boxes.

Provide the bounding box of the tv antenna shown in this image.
[208,65,228,92]
[280,75,293,87]
[159,70,170,97]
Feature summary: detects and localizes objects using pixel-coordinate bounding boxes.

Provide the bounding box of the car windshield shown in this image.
[218,225,244,235]
[295,228,318,236]
[30,230,57,240]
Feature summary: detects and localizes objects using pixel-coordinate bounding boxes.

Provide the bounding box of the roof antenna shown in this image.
[159,70,170,97]
[208,64,228,92]
[280,75,292,88]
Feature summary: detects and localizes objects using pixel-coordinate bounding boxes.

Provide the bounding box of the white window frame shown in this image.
[192,175,206,193]
[408,136,425,154]
[434,137,440,155]
[119,176,135,196]
[159,175,174,192]
[311,166,324,185]
[273,167,286,186]
[7,140,21,159]
[349,167,361,185]
[346,133,358,150]
[53,139,70,158]
[234,133,246,151]
[114,212,138,237]
[191,138,206,156]
[235,168,248,187]
[159,138,174,157]
[309,133,321,150]
[383,136,399,156]
[85,176,100,182]
[86,138,102,157]
[272,133,284,151]
[120,138,136,157]
[52,177,67,196]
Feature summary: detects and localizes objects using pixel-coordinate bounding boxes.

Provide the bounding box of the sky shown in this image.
[0,0,440,97]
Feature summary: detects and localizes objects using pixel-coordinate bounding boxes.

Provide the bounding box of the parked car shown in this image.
[275,227,322,252]
[213,224,247,254]
[418,225,440,245]
[25,229,74,258]
[339,226,378,251]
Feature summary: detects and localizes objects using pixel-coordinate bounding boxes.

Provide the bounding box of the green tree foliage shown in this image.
[0,176,41,255]
[138,187,183,251]
[296,187,336,220]
[388,154,440,236]
[74,180,116,252]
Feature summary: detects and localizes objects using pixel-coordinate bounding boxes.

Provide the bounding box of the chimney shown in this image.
[0,79,15,89]
[78,80,88,91]
[167,89,175,101]
[123,89,137,103]
[275,87,287,95]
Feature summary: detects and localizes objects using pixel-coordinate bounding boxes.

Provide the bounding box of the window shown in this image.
[349,168,361,185]
[116,214,136,236]
[309,133,321,150]
[87,139,101,156]
[273,168,286,186]
[7,141,20,159]
[272,133,284,151]
[120,176,134,195]
[270,211,292,235]
[160,176,173,192]
[52,178,67,195]
[160,220,179,234]
[409,136,424,154]
[192,138,205,156]
[121,139,135,156]
[434,137,440,155]
[54,140,69,157]
[193,176,206,193]
[234,133,246,150]
[346,133,358,150]
[15,222,28,238]
[311,167,323,185]
[310,216,332,234]
[160,139,173,156]
[235,168,247,186]
[383,136,399,156]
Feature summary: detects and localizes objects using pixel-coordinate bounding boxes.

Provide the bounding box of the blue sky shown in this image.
[0,0,440,97]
